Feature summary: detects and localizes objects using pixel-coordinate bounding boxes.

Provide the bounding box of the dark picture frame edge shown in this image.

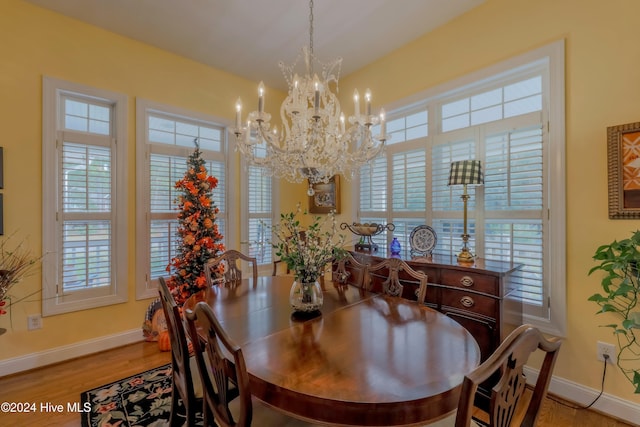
[308,175,341,214]
[607,121,640,219]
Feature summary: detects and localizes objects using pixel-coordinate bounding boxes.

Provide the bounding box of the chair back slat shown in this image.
[333,252,368,289]
[157,276,199,426]
[205,249,258,286]
[454,324,562,427]
[365,257,428,303]
[186,301,253,427]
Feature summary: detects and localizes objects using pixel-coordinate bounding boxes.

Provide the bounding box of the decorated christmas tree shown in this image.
[166,141,225,305]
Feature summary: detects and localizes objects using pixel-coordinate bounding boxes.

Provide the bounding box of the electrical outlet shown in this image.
[597,341,616,364]
[27,314,42,331]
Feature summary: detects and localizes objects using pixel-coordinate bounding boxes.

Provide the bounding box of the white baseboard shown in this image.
[524,366,640,426]
[0,328,143,377]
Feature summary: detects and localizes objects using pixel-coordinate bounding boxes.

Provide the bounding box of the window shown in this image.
[136,100,228,299]
[359,108,429,248]
[42,77,128,315]
[355,41,566,335]
[239,138,278,270]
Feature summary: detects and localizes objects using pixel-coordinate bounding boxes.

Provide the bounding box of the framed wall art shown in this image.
[607,121,640,219]
[308,175,341,214]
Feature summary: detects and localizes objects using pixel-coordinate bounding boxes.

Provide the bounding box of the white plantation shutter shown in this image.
[390,149,427,248]
[484,127,543,211]
[360,156,387,213]
[62,142,111,213]
[207,160,226,240]
[392,150,426,212]
[358,154,387,246]
[246,166,272,264]
[61,221,111,291]
[483,125,545,311]
[60,141,112,293]
[485,220,543,306]
[149,154,185,279]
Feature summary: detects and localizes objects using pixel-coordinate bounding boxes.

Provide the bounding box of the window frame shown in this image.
[135,99,234,299]
[238,139,280,274]
[354,40,566,336]
[42,76,129,316]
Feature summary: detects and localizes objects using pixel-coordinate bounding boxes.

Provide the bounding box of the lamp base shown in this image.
[456,247,475,265]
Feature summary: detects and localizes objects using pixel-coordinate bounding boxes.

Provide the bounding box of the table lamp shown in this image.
[448,160,484,264]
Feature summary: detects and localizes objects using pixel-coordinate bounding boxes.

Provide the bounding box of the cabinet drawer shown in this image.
[440,269,498,295]
[441,289,498,319]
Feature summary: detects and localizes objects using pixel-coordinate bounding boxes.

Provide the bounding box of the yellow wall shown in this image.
[338,0,640,405]
[0,0,292,361]
[2,0,640,409]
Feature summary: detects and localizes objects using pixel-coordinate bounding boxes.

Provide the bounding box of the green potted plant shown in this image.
[588,230,640,393]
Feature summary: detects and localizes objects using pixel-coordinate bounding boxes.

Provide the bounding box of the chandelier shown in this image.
[233,0,387,194]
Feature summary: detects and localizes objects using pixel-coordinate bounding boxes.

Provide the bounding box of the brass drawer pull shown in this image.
[460,296,475,308]
[460,276,474,287]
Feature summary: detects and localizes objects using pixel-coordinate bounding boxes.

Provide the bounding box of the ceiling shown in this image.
[25,0,485,91]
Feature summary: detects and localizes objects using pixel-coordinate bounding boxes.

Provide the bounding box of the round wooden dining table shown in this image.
[186,275,480,426]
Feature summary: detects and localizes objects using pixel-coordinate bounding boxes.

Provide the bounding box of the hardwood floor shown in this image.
[0,341,170,427]
[0,341,634,427]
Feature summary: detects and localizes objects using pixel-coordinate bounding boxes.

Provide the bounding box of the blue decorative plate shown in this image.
[409,225,437,255]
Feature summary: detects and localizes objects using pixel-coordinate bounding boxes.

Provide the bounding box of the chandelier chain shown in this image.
[309,0,314,55]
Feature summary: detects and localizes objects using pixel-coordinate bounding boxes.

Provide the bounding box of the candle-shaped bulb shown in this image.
[379,108,386,139]
[235,98,242,129]
[340,112,346,134]
[258,81,265,113]
[314,76,320,116]
[292,74,299,98]
[353,89,360,118]
[365,89,372,117]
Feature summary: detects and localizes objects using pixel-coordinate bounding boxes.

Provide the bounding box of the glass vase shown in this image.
[390,237,402,256]
[289,279,323,314]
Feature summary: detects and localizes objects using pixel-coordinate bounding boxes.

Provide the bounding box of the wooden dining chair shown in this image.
[365,257,428,303]
[158,276,202,427]
[205,249,258,286]
[429,324,562,427]
[185,301,318,427]
[332,252,368,289]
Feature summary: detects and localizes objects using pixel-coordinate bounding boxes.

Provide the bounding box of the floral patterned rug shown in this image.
[80,363,203,427]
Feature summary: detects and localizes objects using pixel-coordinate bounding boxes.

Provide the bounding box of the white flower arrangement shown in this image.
[270,203,346,284]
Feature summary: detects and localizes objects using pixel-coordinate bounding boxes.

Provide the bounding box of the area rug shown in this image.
[80,363,203,427]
